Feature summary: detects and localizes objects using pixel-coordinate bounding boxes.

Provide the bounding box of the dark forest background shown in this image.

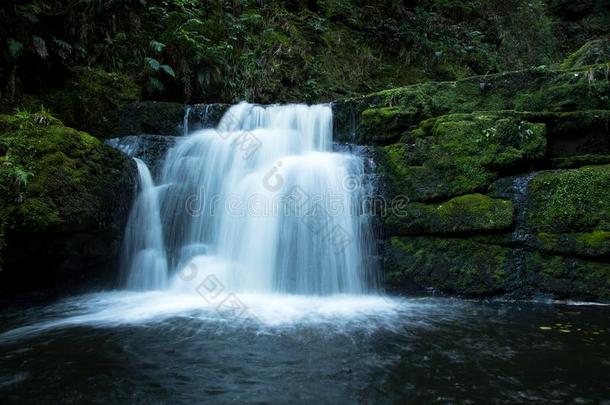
[1,0,608,105]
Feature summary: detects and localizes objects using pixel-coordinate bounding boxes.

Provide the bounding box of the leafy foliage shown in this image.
[0,0,608,104]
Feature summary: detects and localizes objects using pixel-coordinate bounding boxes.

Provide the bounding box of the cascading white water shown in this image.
[122,102,378,295]
[121,159,168,290]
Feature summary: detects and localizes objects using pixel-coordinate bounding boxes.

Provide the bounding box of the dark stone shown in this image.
[107,101,186,137]
[106,135,178,177]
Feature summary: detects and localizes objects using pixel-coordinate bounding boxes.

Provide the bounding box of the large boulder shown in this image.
[378,114,546,202]
[0,110,136,292]
[524,165,610,259]
[527,165,610,233]
[386,236,512,296]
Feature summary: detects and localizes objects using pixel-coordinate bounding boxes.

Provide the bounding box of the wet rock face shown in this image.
[101,102,228,138]
[106,135,177,177]
[343,64,610,301]
[185,104,230,133]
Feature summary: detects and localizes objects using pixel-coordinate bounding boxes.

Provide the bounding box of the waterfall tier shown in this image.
[122,102,378,295]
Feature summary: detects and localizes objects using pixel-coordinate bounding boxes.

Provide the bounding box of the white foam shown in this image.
[0,290,425,342]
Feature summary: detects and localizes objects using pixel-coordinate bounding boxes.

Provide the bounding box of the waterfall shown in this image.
[121,159,168,290]
[122,102,378,295]
[183,106,191,136]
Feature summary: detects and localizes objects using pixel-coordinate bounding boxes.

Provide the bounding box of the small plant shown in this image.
[0,155,32,196]
[11,106,61,129]
[482,126,496,140]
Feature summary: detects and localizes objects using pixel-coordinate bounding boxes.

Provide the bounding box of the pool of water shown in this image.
[0,292,608,403]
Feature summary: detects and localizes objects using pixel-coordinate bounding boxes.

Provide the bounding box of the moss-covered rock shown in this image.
[386,193,513,235]
[386,236,511,296]
[510,110,610,157]
[514,66,610,112]
[0,110,136,290]
[386,236,610,301]
[527,165,610,233]
[358,106,419,144]
[527,231,610,258]
[38,67,140,138]
[370,64,610,302]
[379,114,546,201]
[333,65,610,144]
[523,251,610,301]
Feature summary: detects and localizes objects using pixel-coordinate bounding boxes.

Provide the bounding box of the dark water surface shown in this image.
[0,292,608,404]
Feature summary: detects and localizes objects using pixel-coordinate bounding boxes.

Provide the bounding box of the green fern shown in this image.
[0,157,32,191]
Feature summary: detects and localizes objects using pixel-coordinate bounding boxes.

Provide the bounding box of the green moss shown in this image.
[386,193,513,235]
[409,109,610,159]
[539,110,610,158]
[38,67,140,138]
[387,236,510,296]
[513,65,610,112]
[0,108,63,132]
[358,106,418,144]
[380,113,546,201]
[549,152,610,168]
[530,231,610,257]
[374,68,540,115]
[0,110,134,233]
[387,235,610,301]
[334,65,610,146]
[527,165,610,233]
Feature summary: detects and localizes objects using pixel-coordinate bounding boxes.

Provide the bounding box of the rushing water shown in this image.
[122,102,377,295]
[122,159,168,290]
